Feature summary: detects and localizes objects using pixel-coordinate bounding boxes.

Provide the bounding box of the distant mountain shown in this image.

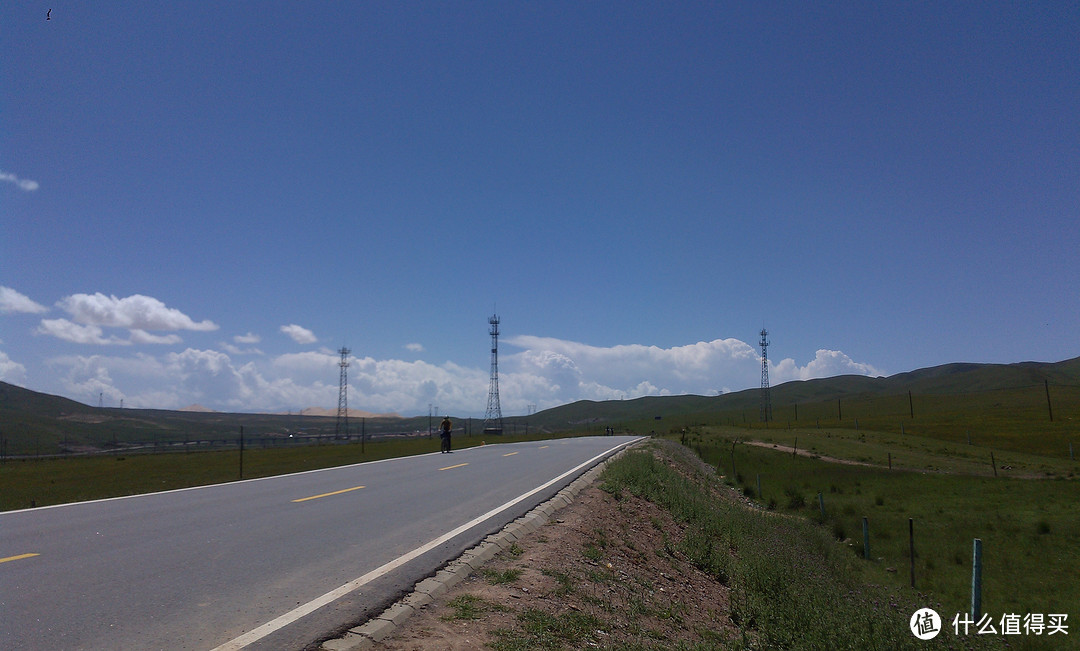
[296,406,402,419]
[0,382,403,420]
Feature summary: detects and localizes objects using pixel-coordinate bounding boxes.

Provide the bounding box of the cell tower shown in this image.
[336,347,350,438]
[759,329,772,422]
[483,314,503,435]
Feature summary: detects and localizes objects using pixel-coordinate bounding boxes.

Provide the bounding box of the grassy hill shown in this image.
[527,356,1080,458]
[537,356,1080,419]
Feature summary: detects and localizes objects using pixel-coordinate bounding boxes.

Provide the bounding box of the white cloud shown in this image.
[38,335,881,417]
[405,343,425,353]
[220,342,264,356]
[273,349,340,374]
[503,335,760,403]
[499,335,880,414]
[49,354,140,407]
[221,333,264,355]
[57,293,218,331]
[0,170,39,192]
[0,350,28,384]
[129,329,184,345]
[37,318,130,345]
[164,348,255,406]
[36,319,187,346]
[771,349,882,382]
[49,348,335,411]
[0,286,48,314]
[280,324,318,344]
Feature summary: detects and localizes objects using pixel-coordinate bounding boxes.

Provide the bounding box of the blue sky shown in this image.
[3,2,1078,416]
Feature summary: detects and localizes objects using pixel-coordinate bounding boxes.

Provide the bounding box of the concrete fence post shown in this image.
[972,538,983,619]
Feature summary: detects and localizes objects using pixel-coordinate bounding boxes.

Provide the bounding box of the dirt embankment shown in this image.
[368,441,737,650]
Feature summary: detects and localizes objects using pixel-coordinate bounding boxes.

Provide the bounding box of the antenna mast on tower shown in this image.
[483,314,503,435]
[759,329,772,422]
[336,347,351,439]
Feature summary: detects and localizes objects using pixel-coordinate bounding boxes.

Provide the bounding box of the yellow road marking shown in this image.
[0,553,39,564]
[439,463,468,471]
[502,452,519,457]
[539,445,549,449]
[292,486,365,503]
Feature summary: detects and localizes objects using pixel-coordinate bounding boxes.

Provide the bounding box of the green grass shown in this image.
[490,608,608,651]
[483,568,524,585]
[442,594,509,621]
[675,429,1080,648]
[600,444,1007,650]
[707,425,1079,479]
[582,543,604,562]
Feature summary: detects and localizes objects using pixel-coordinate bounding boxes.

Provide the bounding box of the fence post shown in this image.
[990,452,997,477]
[971,539,983,619]
[862,517,870,560]
[909,518,915,588]
[818,492,826,519]
[908,390,914,418]
[1045,379,1054,422]
[889,452,892,470]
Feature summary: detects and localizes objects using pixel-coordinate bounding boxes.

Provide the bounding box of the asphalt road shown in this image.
[0,435,641,650]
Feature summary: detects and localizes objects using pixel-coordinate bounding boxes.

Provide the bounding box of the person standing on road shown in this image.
[440,416,453,453]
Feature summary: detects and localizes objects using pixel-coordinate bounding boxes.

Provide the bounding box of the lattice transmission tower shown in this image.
[336,346,350,438]
[483,314,503,435]
[759,329,772,422]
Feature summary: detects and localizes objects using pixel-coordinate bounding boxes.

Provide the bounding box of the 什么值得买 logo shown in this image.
[910,608,942,640]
